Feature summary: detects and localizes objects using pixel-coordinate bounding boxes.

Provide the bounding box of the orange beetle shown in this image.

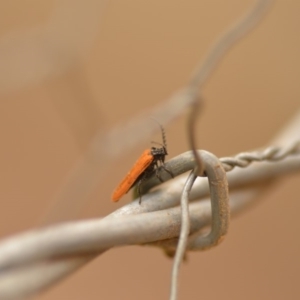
[112,125,173,204]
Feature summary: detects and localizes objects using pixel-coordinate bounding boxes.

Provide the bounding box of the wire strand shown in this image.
[170,169,197,300]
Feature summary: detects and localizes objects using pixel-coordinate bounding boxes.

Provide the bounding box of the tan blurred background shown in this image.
[0,0,299,299]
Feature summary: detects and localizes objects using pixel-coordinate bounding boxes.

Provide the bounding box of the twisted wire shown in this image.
[139,140,300,197]
[220,140,300,172]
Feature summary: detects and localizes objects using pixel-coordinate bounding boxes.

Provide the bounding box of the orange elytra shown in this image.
[111,124,173,204]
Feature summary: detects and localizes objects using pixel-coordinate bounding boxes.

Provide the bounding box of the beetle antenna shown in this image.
[150,117,167,150]
[160,124,167,150]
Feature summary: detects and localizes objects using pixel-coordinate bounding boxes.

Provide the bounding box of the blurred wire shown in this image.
[0,0,108,93]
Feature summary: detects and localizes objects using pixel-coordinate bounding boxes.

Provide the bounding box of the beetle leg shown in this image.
[136,173,149,204]
[158,158,174,179]
[161,164,174,178]
[154,161,164,182]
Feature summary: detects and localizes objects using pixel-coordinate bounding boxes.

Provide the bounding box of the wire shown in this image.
[220,141,300,171]
[170,169,197,300]
[0,140,299,299]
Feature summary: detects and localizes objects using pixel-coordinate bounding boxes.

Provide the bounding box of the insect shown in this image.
[111,124,173,204]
